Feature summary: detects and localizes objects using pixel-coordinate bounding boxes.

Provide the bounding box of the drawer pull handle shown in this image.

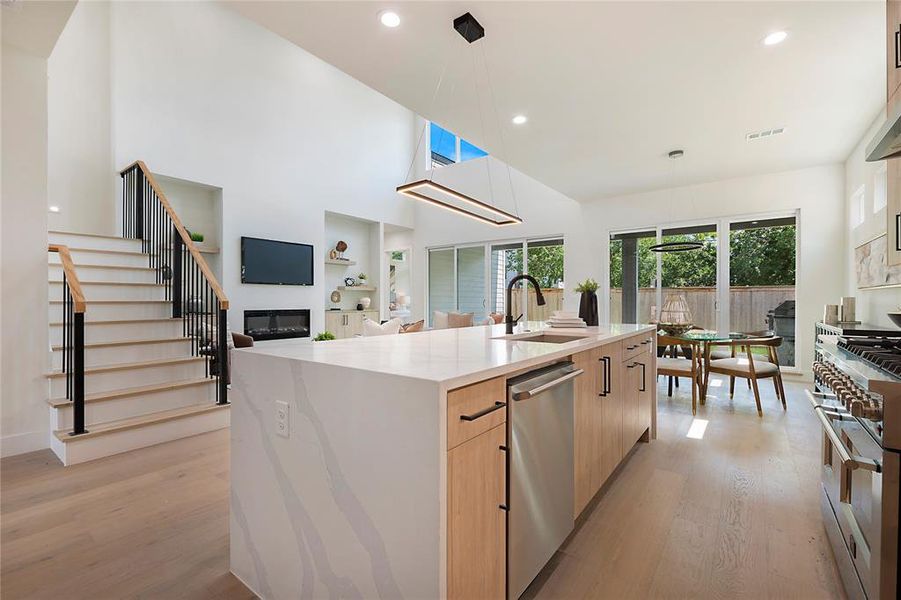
[460,401,506,421]
[599,356,611,396]
[499,504,509,511]
[627,344,638,350]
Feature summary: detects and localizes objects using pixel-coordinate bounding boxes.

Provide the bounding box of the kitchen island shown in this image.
[230,322,657,600]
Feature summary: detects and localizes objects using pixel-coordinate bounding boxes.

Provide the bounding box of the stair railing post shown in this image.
[172,231,183,318]
[217,307,229,405]
[135,170,144,241]
[71,312,86,435]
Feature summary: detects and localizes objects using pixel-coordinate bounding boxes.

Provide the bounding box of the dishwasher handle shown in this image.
[512,369,584,401]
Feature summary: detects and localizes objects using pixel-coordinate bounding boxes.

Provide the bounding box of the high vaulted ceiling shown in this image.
[228,1,884,201]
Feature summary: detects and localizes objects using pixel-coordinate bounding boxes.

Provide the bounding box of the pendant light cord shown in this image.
[480,40,519,218]
[469,36,495,209]
[405,34,456,183]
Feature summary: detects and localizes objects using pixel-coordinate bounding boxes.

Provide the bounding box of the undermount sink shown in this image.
[500,333,589,344]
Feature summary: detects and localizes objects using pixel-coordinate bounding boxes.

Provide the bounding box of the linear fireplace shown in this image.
[243,309,311,341]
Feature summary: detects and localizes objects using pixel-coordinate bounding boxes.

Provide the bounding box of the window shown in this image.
[429,122,488,169]
[850,185,865,228]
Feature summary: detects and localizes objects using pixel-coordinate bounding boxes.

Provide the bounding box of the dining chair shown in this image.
[703,335,786,416]
[656,334,701,414]
[708,330,776,392]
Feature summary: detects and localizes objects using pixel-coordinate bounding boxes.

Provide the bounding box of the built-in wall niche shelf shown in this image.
[325,258,357,266]
[338,285,376,292]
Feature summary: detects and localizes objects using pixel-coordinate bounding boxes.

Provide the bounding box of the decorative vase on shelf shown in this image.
[578,291,599,326]
[360,297,371,309]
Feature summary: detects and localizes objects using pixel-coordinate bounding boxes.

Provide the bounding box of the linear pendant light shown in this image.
[396,180,522,226]
[396,12,523,227]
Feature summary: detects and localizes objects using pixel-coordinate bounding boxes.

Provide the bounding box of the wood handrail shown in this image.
[48,244,86,313]
[119,161,229,309]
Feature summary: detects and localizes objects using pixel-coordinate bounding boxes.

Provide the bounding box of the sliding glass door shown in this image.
[728,216,797,366]
[609,230,656,324]
[608,212,798,368]
[430,237,565,325]
[660,224,718,330]
[428,248,455,326]
[456,246,487,321]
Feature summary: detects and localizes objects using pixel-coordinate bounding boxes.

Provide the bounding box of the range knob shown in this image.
[850,400,882,421]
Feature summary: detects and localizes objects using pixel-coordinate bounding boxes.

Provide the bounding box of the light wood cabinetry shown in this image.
[447,377,506,450]
[887,1,901,266]
[447,377,507,600]
[324,310,378,339]
[888,1,901,104]
[573,346,601,515]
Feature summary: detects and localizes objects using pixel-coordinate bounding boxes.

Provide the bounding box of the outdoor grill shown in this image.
[767,300,795,366]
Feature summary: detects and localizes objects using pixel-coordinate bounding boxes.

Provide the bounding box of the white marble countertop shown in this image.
[239,322,655,388]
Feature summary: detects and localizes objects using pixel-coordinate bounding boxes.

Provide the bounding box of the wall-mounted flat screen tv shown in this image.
[241,236,314,286]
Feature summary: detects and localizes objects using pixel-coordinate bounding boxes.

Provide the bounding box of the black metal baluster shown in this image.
[205,282,210,379]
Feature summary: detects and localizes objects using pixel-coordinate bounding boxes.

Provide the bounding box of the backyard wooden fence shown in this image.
[511,286,794,333]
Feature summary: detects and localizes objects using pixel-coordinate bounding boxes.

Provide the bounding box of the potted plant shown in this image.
[190,231,204,243]
[574,278,599,326]
[357,272,368,285]
[313,331,336,342]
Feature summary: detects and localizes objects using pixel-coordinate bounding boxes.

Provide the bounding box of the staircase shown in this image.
[47,162,230,465]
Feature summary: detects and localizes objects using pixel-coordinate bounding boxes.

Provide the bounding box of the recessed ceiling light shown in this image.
[512,115,528,125]
[49,206,60,213]
[379,10,400,28]
[763,30,788,46]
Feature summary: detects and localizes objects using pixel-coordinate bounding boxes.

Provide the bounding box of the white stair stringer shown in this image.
[47,230,229,466]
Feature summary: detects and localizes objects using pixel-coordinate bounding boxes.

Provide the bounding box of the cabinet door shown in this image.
[622,359,641,453]
[598,343,623,487]
[635,350,653,440]
[344,312,363,337]
[889,158,901,267]
[573,347,600,517]
[889,1,901,104]
[324,312,343,338]
[447,424,506,600]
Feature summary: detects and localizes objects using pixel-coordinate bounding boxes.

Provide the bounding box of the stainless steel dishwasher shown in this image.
[507,361,582,600]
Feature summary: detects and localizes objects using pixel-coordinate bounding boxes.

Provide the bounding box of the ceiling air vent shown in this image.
[746,127,785,141]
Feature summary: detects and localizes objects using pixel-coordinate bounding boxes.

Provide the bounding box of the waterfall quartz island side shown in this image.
[229,322,657,599]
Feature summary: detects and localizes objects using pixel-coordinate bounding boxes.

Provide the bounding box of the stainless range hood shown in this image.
[866,101,901,161]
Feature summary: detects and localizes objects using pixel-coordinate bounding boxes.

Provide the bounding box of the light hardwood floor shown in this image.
[1,375,844,599]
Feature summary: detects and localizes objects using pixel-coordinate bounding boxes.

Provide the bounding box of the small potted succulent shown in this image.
[574,278,599,326]
[313,331,336,342]
[357,272,368,285]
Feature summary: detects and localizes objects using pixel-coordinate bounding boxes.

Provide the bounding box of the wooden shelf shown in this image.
[325,258,357,266]
[338,285,376,292]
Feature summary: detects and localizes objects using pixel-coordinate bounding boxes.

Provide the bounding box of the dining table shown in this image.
[666,329,753,398]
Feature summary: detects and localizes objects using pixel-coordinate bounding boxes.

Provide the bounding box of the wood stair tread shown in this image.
[54,403,229,443]
[49,280,164,287]
[49,317,180,326]
[51,336,190,351]
[50,230,139,241]
[48,246,146,257]
[49,264,153,272]
[46,356,205,378]
[48,377,215,407]
[49,299,170,304]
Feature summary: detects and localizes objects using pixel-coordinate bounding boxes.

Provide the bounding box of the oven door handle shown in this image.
[804,388,837,409]
[813,405,881,474]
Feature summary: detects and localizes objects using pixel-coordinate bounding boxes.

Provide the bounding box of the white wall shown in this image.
[103,1,416,336]
[843,113,901,327]
[155,174,223,281]
[581,164,846,376]
[47,0,115,235]
[1,44,51,456]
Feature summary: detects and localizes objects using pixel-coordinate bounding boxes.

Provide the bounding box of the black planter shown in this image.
[578,291,599,326]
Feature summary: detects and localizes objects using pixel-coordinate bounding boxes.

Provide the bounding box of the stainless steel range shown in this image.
[812,333,901,600]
